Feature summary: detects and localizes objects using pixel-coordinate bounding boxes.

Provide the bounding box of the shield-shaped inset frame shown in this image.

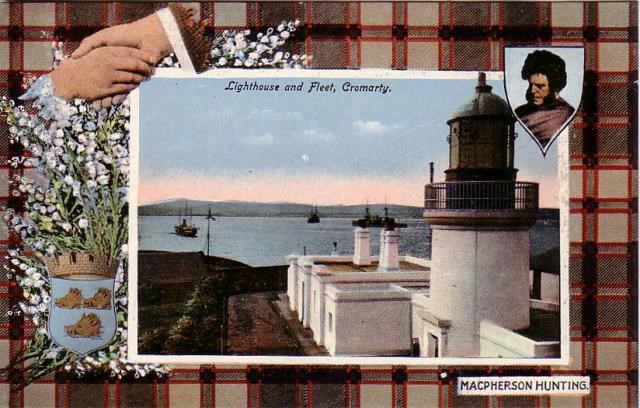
[504,46,584,155]
[49,277,117,355]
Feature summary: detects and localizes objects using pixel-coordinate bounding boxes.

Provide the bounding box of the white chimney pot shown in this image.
[353,227,371,266]
[379,229,400,270]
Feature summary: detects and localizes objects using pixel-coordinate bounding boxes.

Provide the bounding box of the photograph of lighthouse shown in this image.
[128,70,564,363]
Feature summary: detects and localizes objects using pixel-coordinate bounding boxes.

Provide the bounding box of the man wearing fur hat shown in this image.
[515,49,575,146]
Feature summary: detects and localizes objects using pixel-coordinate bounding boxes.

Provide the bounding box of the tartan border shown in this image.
[0,1,637,407]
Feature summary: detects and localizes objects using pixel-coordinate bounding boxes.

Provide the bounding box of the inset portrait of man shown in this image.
[504,47,584,155]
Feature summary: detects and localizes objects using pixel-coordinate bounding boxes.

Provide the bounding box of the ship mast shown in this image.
[206,205,215,256]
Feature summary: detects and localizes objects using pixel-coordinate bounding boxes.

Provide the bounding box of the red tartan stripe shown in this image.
[0,70,50,76]
[568,209,632,215]
[570,198,634,203]
[569,164,634,170]
[593,200,634,207]
[570,327,632,335]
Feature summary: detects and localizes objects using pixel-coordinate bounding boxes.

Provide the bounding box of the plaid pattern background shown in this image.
[0,1,637,407]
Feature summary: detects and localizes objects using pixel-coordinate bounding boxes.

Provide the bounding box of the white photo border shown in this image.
[127,68,570,366]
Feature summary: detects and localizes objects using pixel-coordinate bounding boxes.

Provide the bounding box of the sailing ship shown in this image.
[307,205,320,223]
[175,204,198,237]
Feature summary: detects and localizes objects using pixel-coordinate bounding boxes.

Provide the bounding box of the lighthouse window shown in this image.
[328,312,333,332]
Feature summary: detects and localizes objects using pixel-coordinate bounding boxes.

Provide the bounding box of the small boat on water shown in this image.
[175,205,198,237]
[175,219,198,237]
[360,207,384,227]
[352,206,407,229]
[307,205,320,223]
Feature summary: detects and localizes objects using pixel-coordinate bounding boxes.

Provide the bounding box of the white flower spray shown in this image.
[158,19,308,70]
[1,16,307,386]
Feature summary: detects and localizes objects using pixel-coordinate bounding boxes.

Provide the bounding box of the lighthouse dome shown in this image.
[447,73,513,123]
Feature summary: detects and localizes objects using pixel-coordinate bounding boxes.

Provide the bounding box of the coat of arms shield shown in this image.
[46,254,117,355]
[504,46,584,155]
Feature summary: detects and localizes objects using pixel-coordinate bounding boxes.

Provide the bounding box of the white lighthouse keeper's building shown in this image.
[286,226,431,356]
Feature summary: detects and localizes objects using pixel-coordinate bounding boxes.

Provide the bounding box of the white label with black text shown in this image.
[457,376,590,396]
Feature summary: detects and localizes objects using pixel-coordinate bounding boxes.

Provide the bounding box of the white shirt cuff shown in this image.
[156,8,196,73]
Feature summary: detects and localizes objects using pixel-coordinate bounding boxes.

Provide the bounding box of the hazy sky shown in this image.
[137,75,559,207]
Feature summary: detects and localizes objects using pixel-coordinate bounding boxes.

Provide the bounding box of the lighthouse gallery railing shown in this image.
[424,181,539,211]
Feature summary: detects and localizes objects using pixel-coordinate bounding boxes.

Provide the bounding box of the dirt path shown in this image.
[226,292,303,355]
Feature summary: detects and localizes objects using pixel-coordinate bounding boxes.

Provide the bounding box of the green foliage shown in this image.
[1,98,130,260]
[164,277,225,354]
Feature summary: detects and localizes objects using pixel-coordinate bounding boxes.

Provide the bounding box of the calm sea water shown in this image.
[138,216,559,267]
[139,216,431,266]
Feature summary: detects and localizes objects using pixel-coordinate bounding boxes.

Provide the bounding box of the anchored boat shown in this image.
[175,204,198,237]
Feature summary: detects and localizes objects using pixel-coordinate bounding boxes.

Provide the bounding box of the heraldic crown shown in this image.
[44,252,118,279]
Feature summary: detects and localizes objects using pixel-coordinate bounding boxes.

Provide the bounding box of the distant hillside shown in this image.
[139,199,560,220]
[138,199,424,218]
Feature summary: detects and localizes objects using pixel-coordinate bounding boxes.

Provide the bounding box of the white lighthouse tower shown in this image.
[423,73,539,357]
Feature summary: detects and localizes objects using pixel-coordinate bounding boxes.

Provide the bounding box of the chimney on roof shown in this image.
[429,162,434,184]
[353,227,371,266]
[379,229,400,270]
[476,71,492,93]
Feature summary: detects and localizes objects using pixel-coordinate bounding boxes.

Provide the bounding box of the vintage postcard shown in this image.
[128,68,568,366]
[0,1,635,407]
